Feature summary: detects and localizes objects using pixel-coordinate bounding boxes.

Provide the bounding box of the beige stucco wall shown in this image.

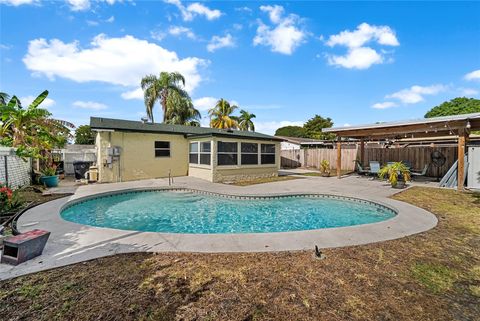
[188,137,280,183]
[96,131,189,183]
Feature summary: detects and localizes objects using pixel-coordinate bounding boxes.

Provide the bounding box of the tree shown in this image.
[208,99,239,129]
[75,125,95,145]
[140,71,188,123]
[0,90,74,160]
[303,115,335,140]
[238,110,256,131]
[425,97,480,118]
[274,126,306,137]
[164,91,201,126]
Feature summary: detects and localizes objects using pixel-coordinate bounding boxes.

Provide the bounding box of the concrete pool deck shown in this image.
[0,175,438,280]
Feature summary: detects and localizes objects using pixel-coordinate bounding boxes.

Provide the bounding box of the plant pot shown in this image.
[392,181,406,189]
[40,175,59,188]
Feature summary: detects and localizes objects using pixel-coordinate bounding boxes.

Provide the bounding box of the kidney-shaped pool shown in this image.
[60,189,397,234]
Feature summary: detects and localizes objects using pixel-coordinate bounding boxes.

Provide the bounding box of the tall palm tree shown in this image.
[238,110,256,131]
[208,99,238,129]
[164,91,201,126]
[140,72,188,123]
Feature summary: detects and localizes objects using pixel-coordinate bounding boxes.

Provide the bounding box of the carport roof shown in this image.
[322,112,480,139]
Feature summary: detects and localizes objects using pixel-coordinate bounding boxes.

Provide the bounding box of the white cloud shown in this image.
[459,87,479,96]
[193,96,217,111]
[327,47,383,70]
[255,120,305,135]
[253,5,307,55]
[86,20,99,26]
[464,69,480,81]
[121,88,143,100]
[325,23,399,69]
[207,34,235,52]
[164,0,222,21]
[20,95,55,108]
[0,0,38,6]
[371,101,398,109]
[386,84,446,104]
[66,0,119,11]
[67,0,90,11]
[106,16,114,23]
[326,22,399,48]
[23,34,207,100]
[73,100,108,110]
[168,26,196,39]
[235,6,252,13]
[150,30,166,41]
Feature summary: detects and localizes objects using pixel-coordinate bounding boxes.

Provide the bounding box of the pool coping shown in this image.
[1,177,438,280]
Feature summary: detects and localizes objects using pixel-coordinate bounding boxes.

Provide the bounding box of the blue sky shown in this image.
[1,0,479,134]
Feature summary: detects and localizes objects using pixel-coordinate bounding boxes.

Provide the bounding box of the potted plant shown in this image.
[320,159,331,177]
[40,165,59,187]
[0,185,23,241]
[379,162,411,188]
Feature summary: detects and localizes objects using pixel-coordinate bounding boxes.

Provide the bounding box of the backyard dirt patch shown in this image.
[0,187,479,320]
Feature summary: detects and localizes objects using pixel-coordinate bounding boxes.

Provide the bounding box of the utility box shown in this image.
[467,147,480,190]
[1,229,50,265]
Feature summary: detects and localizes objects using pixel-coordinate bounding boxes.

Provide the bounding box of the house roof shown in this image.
[90,117,282,141]
[322,112,480,139]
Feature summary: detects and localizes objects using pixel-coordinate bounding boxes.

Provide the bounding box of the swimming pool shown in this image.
[60,189,396,234]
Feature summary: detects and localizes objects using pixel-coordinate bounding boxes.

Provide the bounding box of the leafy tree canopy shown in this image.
[274,126,306,137]
[303,115,335,140]
[75,125,95,145]
[425,97,480,118]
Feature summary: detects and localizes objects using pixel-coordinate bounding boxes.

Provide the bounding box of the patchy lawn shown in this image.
[0,187,479,320]
[228,175,301,186]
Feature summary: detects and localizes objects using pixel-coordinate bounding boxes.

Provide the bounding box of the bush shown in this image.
[0,184,23,214]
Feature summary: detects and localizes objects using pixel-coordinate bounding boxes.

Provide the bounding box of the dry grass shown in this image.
[0,187,479,320]
[228,175,301,186]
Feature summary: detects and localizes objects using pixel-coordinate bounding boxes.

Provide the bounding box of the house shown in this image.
[90,117,282,183]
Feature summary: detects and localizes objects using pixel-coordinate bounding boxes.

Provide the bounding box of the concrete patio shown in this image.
[0,174,438,280]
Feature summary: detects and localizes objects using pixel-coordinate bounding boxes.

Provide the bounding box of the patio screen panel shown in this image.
[217,141,238,166]
[261,144,276,164]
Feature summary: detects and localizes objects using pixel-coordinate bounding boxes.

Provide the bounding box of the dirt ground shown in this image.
[0,187,479,321]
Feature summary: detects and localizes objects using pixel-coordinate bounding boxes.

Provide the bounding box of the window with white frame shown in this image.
[217,141,238,166]
[241,143,258,165]
[154,141,170,157]
[189,141,211,165]
[261,144,276,164]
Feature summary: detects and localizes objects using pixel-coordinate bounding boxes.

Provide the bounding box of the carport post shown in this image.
[457,129,469,191]
[336,138,342,178]
[360,139,365,167]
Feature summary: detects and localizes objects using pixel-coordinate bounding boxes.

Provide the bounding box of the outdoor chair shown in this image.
[354,160,370,175]
[369,161,381,176]
[411,164,429,179]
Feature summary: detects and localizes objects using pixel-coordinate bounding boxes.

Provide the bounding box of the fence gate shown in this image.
[0,148,31,188]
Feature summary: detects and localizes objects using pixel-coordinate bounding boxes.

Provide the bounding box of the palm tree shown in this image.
[238,110,256,131]
[164,91,201,126]
[208,99,238,129]
[140,72,188,123]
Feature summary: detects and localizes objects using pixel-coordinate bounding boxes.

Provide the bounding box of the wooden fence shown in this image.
[281,146,457,177]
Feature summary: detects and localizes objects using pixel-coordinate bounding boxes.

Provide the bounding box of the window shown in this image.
[241,143,258,165]
[200,142,211,165]
[261,144,276,164]
[189,142,198,164]
[217,141,238,165]
[154,141,170,157]
[189,141,211,165]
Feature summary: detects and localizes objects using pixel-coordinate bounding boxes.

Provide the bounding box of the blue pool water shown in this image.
[60,190,396,234]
